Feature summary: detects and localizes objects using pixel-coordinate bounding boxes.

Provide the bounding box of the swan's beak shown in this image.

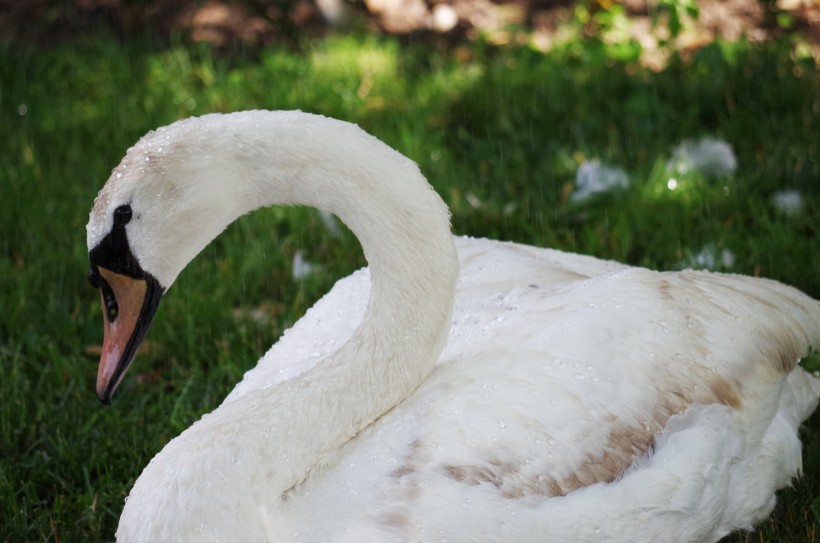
[93,266,163,404]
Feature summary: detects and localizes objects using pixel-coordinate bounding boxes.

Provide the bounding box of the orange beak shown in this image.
[93,266,163,404]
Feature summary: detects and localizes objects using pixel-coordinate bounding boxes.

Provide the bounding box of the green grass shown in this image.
[1,29,818,542]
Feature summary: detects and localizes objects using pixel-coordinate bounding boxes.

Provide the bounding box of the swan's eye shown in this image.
[88,266,100,288]
[114,205,132,226]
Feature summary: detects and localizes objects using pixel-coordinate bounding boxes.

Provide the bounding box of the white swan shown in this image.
[86,110,820,543]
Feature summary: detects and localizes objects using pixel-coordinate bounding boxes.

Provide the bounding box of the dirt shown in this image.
[2,0,818,63]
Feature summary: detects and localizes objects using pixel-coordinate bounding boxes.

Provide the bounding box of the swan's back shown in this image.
[222,236,820,542]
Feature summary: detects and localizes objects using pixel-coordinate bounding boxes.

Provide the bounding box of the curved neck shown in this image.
[174,112,458,496]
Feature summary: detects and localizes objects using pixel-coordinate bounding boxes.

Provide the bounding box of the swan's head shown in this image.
[86,110,455,404]
[87,117,239,404]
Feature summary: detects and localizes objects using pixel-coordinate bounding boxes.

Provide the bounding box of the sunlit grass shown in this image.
[0,30,817,541]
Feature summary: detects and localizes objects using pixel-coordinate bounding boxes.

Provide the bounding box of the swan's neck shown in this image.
[151,112,457,500]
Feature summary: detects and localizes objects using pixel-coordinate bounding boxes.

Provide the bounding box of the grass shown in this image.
[1,27,819,542]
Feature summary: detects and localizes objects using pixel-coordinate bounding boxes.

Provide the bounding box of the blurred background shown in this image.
[1,1,818,541]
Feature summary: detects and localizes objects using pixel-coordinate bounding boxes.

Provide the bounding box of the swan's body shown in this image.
[86,111,820,543]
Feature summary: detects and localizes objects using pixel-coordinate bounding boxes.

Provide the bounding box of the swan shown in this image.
[86,110,820,543]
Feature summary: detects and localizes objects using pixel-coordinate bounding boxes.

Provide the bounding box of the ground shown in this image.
[3,0,819,63]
